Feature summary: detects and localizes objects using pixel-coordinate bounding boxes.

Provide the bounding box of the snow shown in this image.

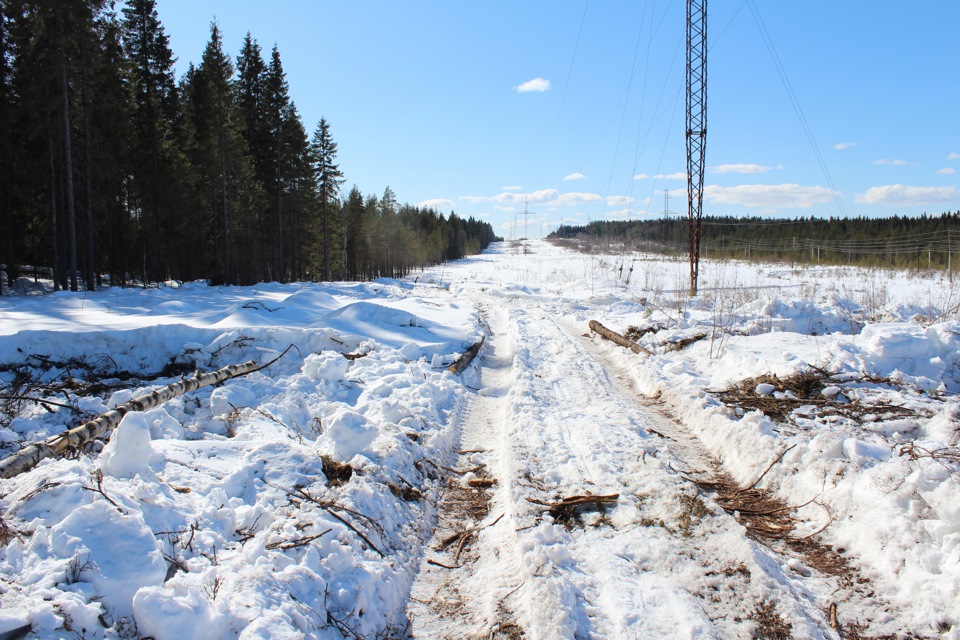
[1,240,958,638]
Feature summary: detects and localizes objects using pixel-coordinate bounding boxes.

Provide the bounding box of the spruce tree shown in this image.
[120,0,178,283]
[310,117,344,280]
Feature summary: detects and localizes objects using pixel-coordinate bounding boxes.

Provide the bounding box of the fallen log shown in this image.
[588,320,653,355]
[448,335,485,374]
[0,345,296,480]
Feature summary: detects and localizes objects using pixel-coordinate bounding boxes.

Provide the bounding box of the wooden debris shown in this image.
[528,492,619,526]
[467,478,497,488]
[0,345,297,479]
[448,336,486,374]
[589,320,653,355]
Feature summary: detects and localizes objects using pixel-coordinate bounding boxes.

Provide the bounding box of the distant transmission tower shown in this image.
[686,0,707,295]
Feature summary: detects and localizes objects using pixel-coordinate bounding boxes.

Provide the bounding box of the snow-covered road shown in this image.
[408,287,868,639]
[1,240,957,638]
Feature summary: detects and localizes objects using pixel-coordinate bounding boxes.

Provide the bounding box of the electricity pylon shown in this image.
[686,0,707,295]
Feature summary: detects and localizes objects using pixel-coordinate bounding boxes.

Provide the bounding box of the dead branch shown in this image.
[741,444,798,492]
[0,345,297,479]
[448,336,486,374]
[588,320,653,355]
[284,485,385,557]
[427,558,460,569]
[468,478,497,488]
[265,528,332,550]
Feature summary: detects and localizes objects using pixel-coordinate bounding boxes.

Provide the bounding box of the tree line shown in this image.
[551,212,960,270]
[0,0,498,293]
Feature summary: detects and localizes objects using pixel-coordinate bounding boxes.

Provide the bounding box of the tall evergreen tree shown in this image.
[310,117,344,280]
[0,0,13,293]
[121,0,178,283]
[187,21,261,284]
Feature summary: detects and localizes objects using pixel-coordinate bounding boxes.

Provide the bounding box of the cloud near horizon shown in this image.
[418,198,455,210]
[634,171,687,180]
[873,159,910,166]
[515,77,551,93]
[563,172,586,181]
[855,185,960,206]
[937,168,956,175]
[478,189,602,207]
[712,163,771,174]
[948,152,960,160]
[704,184,835,208]
[834,142,857,150]
[606,195,635,207]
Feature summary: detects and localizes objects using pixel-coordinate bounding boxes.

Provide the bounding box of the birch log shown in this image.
[0,346,293,479]
[588,320,653,356]
[448,336,485,374]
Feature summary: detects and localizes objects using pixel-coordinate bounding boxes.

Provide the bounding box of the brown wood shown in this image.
[588,320,653,355]
[448,336,485,374]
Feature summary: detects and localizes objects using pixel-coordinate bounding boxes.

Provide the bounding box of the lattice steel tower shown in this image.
[686,0,707,295]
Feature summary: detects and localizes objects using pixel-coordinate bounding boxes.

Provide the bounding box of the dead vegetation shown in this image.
[526,493,619,528]
[320,455,354,487]
[710,368,927,425]
[424,459,497,569]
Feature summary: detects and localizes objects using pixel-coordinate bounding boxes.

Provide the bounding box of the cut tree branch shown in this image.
[589,320,653,355]
[0,345,296,479]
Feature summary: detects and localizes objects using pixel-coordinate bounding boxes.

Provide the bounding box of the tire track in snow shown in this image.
[411,290,841,638]
[563,312,895,638]
[491,297,837,638]
[408,303,528,638]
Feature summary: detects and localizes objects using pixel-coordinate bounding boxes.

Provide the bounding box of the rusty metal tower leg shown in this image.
[686,0,707,296]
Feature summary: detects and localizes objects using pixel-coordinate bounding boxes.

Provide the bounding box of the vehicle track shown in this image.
[410,293,847,639]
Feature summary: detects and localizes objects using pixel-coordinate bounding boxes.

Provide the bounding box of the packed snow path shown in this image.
[407,290,855,639]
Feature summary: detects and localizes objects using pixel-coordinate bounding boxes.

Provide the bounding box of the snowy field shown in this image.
[0,240,958,639]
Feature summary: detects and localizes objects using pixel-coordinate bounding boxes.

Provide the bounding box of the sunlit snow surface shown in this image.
[0,241,957,638]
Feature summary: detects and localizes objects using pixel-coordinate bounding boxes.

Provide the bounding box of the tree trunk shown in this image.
[58,12,78,292]
[589,320,653,355]
[0,348,292,479]
[448,336,485,374]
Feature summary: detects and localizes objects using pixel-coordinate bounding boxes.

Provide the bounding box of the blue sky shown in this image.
[156,1,959,239]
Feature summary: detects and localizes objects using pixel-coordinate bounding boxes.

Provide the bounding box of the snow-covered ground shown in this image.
[0,240,957,638]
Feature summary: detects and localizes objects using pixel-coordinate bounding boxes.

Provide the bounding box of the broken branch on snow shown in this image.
[0,345,297,479]
[588,320,653,355]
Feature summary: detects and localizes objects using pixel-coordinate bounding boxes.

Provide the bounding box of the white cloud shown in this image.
[563,172,586,181]
[712,163,772,174]
[704,183,835,208]
[873,159,910,166]
[607,195,635,207]
[555,192,603,206]
[490,189,602,207]
[634,171,687,180]
[460,195,488,204]
[418,198,455,210]
[501,185,523,191]
[515,77,550,93]
[937,168,956,175]
[855,185,960,206]
[948,152,960,160]
[833,142,857,150]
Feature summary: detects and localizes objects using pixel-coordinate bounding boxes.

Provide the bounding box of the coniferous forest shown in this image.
[551,212,960,271]
[0,0,499,293]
